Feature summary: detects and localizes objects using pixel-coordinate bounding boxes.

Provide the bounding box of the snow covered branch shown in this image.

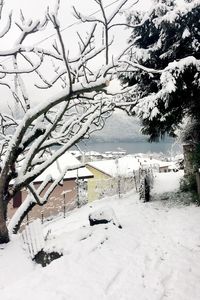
[0,0,140,238]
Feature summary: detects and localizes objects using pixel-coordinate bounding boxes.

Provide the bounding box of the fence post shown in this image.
[115,158,121,198]
[118,176,121,198]
[133,171,138,192]
[63,193,66,218]
[61,190,71,218]
[76,169,80,207]
[41,211,44,224]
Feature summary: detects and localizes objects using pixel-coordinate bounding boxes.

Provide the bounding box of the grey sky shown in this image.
[3,0,152,20]
[2,0,152,49]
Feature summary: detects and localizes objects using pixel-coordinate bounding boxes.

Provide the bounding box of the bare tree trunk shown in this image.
[0,175,10,243]
[0,196,9,244]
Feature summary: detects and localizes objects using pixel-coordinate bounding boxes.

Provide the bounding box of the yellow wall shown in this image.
[86,165,113,202]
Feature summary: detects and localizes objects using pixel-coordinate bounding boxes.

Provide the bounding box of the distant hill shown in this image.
[91,111,151,142]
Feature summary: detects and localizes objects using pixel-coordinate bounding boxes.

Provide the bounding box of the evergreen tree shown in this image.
[123,0,200,142]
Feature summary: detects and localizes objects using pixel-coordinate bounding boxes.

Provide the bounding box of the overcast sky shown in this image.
[1,0,153,50]
[3,0,152,21]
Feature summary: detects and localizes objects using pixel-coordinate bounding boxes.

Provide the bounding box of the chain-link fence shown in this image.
[87,173,139,201]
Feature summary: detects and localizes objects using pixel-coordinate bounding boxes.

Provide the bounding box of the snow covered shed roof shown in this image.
[138,157,176,169]
[34,152,93,183]
[86,156,140,177]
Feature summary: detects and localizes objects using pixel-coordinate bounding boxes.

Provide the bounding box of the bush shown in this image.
[180,175,200,205]
[180,175,197,193]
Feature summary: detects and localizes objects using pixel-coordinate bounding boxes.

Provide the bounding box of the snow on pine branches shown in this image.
[121,0,200,141]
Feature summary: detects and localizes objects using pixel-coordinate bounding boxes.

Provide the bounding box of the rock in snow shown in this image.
[89,206,122,229]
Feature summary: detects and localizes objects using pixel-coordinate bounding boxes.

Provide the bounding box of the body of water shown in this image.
[77,140,182,155]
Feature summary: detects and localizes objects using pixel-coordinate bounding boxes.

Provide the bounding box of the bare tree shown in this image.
[0,0,136,243]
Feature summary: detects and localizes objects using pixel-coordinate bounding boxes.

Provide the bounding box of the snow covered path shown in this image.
[1,171,200,299]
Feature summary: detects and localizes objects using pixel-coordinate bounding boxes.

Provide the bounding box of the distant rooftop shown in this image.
[34,152,93,182]
[86,156,141,177]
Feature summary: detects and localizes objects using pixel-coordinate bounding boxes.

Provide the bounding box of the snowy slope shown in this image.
[1,171,200,300]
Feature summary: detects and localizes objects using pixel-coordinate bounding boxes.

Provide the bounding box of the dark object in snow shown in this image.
[89,218,110,226]
[34,250,63,267]
[139,169,153,202]
[139,176,150,202]
[89,206,122,229]
[144,177,150,202]
[0,236,9,244]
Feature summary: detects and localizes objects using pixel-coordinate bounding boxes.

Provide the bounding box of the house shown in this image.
[86,162,113,202]
[158,162,179,173]
[86,154,182,201]
[86,156,140,201]
[138,156,178,173]
[7,152,93,224]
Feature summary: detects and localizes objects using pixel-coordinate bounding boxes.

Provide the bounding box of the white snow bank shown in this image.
[153,170,184,194]
[0,236,34,288]
[1,171,200,300]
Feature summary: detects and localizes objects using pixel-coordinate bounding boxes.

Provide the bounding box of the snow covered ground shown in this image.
[1,170,200,300]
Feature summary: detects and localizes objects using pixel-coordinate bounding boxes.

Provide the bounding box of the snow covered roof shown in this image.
[138,157,177,169]
[85,151,102,156]
[87,155,180,177]
[34,152,93,182]
[87,155,141,177]
[159,162,175,168]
